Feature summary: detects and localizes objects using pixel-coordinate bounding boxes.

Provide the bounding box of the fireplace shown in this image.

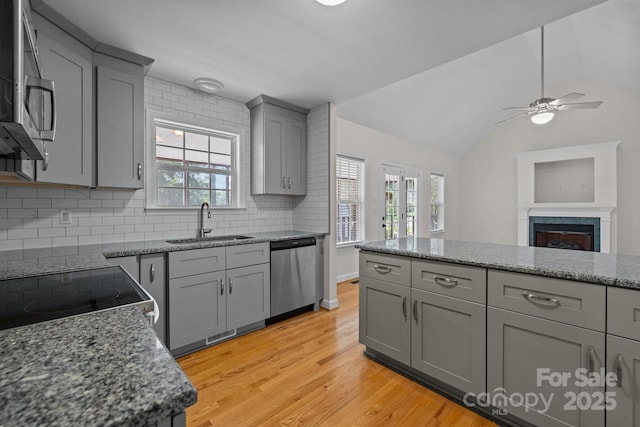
[529,216,600,252]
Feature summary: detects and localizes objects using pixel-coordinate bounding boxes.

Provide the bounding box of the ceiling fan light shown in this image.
[531,112,554,125]
[316,0,347,5]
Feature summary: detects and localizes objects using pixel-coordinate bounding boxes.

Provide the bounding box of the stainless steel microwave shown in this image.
[0,0,56,181]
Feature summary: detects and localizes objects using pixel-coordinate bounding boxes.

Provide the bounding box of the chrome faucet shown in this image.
[199,202,212,239]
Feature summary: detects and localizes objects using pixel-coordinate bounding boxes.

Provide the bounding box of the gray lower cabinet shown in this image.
[606,335,640,427]
[94,54,144,189]
[109,255,139,282]
[411,289,486,395]
[33,14,93,186]
[226,263,270,330]
[140,253,167,344]
[359,276,411,365]
[169,271,226,350]
[487,307,605,427]
[168,243,270,354]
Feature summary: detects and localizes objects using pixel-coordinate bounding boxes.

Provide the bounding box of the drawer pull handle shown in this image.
[229,278,233,294]
[434,276,458,287]
[413,300,418,323]
[588,346,596,374]
[150,264,155,282]
[402,297,407,319]
[615,354,623,386]
[221,280,224,296]
[522,292,560,307]
[373,265,391,274]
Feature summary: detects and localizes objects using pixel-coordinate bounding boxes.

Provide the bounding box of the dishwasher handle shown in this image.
[270,237,317,251]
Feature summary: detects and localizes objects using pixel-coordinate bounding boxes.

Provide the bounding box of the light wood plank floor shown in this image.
[178,281,496,427]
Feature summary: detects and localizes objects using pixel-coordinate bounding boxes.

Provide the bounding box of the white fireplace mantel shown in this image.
[516,141,619,253]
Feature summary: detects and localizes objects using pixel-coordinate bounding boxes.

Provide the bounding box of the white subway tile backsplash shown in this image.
[0,78,328,248]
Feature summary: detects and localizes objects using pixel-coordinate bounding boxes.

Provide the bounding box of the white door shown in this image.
[380,165,420,240]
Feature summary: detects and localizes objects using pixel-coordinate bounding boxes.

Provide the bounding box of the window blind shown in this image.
[337,155,365,244]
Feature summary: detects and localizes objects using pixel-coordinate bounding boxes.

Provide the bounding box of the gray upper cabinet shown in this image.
[34,15,92,186]
[247,95,309,195]
[94,54,144,189]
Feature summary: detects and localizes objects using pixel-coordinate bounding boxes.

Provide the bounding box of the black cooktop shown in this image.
[0,266,150,331]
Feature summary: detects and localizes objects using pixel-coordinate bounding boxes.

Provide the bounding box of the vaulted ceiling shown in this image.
[42,0,639,154]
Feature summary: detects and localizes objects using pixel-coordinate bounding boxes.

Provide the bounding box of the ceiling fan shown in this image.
[498,26,602,125]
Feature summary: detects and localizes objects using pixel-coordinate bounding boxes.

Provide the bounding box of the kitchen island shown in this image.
[356,237,640,427]
[0,306,197,426]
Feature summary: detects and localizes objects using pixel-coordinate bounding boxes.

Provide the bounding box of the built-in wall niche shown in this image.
[534,158,594,203]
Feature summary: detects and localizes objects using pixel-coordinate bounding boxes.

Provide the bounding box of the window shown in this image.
[147,114,240,208]
[336,155,365,245]
[381,165,419,239]
[430,173,445,232]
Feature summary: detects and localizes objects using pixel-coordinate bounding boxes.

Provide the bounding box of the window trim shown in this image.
[429,172,445,234]
[145,110,243,210]
[336,154,366,247]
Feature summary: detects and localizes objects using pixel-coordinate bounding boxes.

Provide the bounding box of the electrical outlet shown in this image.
[60,209,72,225]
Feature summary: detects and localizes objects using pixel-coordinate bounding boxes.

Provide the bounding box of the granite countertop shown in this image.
[0,306,197,426]
[0,230,325,280]
[356,237,640,289]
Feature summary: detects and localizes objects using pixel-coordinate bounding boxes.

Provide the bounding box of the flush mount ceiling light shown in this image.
[316,0,347,6]
[194,77,224,94]
[498,26,602,126]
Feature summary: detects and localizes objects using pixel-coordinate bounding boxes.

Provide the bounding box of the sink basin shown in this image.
[166,235,253,244]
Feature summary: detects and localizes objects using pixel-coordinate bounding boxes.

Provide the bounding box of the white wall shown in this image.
[335,118,462,281]
[459,78,640,255]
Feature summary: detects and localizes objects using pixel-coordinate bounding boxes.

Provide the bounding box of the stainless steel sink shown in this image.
[166,235,253,244]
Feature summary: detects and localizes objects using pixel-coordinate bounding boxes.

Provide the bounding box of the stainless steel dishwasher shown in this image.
[270,237,317,317]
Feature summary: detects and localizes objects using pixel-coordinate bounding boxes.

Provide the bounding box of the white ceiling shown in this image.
[43,0,639,155]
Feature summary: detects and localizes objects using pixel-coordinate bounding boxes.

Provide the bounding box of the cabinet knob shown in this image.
[137,163,143,180]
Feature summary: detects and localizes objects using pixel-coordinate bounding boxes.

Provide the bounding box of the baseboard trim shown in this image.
[321,298,339,310]
[337,271,358,283]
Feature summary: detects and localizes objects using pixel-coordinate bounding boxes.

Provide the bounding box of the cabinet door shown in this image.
[285,117,306,195]
[36,28,92,185]
[140,253,166,344]
[411,289,486,395]
[169,271,226,350]
[95,65,144,189]
[263,112,286,194]
[488,307,605,427]
[226,263,270,330]
[359,277,411,365]
[606,335,640,427]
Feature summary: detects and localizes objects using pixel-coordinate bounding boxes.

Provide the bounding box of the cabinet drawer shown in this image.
[412,259,486,303]
[226,243,269,269]
[169,247,225,279]
[488,270,605,331]
[359,252,411,286]
[608,286,640,339]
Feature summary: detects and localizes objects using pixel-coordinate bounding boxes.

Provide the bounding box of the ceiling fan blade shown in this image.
[502,106,532,111]
[549,92,585,105]
[557,101,603,110]
[495,112,529,125]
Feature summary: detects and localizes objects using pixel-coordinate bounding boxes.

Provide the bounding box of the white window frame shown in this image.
[379,164,420,240]
[145,110,243,210]
[430,172,445,233]
[336,154,365,247]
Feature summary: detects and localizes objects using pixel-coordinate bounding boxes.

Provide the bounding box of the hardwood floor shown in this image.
[177,281,496,427]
